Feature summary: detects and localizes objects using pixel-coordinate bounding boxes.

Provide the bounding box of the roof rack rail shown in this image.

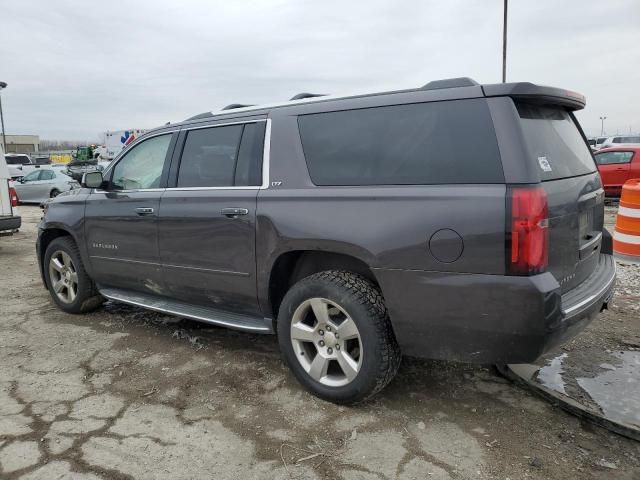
[222,103,254,110]
[422,77,479,91]
[290,92,327,101]
[185,112,213,121]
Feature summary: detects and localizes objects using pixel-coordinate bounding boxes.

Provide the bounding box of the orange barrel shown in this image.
[613,179,640,262]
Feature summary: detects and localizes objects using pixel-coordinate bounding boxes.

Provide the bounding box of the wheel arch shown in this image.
[37,226,76,289]
[265,249,380,320]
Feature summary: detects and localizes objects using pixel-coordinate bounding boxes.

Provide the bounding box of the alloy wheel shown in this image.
[48,250,79,304]
[290,297,363,387]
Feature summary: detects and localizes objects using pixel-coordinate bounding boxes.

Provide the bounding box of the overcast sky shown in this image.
[1,0,639,141]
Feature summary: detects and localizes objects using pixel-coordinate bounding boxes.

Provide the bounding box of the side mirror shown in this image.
[82,171,104,189]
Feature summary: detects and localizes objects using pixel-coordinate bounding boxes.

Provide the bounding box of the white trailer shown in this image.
[103,128,146,160]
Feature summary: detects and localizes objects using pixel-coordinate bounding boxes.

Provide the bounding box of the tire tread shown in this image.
[283,270,401,403]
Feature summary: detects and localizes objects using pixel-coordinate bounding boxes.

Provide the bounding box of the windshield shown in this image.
[516,103,596,181]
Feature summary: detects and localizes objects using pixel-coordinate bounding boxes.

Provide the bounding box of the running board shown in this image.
[98,287,273,334]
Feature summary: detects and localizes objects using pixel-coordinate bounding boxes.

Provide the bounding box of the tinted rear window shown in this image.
[298,99,503,186]
[517,103,596,181]
[177,125,243,188]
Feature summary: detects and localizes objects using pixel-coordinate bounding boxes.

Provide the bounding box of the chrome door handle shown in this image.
[135,207,154,215]
[221,207,249,218]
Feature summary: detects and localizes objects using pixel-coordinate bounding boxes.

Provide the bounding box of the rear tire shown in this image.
[43,236,104,314]
[50,189,60,198]
[277,270,401,404]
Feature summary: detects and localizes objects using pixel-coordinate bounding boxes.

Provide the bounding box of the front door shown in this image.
[16,169,48,202]
[158,120,266,315]
[84,132,176,293]
[595,150,634,195]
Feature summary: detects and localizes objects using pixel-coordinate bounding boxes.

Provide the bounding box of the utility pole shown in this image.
[599,116,607,136]
[502,0,508,83]
[0,82,7,152]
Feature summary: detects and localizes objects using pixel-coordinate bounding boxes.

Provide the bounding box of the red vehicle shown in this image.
[595,145,640,197]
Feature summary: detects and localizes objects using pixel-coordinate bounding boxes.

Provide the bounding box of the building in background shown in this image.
[5,134,39,153]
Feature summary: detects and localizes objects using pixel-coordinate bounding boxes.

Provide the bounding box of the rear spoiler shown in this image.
[482,82,586,111]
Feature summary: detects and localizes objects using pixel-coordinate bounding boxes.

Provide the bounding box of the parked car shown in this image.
[595,145,640,197]
[14,167,79,203]
[0,145,21,235]
[600,135,640,150]
[4,153,37,179]
[32,155,52,165]
[36,78,615,403]
[595,136,608,150]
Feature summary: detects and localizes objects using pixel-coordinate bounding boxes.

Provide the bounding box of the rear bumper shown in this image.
[0,215,21,233]
[375,254,616,364]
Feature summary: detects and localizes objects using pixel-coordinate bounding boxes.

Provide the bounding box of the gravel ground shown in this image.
[0,205,639,479]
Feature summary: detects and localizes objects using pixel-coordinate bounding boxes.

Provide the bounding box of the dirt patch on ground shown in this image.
[0,206,639,479]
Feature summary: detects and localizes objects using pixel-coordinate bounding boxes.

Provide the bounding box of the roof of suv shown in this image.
[174,77,585,128]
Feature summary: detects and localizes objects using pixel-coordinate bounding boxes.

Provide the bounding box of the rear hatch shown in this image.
[516,102,604,293]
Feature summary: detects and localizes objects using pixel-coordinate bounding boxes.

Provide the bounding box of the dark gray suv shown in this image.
[37,77,616,403]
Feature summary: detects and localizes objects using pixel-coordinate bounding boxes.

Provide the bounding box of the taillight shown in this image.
[9,186,18,207]
[507,186,549,275]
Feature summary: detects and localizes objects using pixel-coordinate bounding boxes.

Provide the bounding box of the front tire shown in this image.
[43,236,104,314]
[277,270,401,404]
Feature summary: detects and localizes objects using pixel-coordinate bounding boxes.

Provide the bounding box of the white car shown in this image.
[4,153,38,180]
[14,167,79,204]
[0,146,21,235]
[600,135,640,150]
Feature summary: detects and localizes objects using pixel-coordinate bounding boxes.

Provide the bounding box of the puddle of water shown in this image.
[577,351,640,429]
[536,353,568,395]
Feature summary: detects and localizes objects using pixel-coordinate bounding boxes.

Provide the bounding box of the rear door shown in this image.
[595,150,634,195]
[158,119,266,315]
[84,132,176,293]
[516,103,603,292]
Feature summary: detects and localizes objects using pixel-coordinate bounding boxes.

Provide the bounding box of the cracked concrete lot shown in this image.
[1,206,639,479]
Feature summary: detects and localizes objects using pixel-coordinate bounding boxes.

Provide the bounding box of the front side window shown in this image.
[298,99,503,186]
[595,151,634,165]
[22,170,41,182]
[110,134,172,190]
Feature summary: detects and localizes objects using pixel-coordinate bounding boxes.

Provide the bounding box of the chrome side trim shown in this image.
[562,261,616,315]
[183,119,266,131]
[260,118,272,190]
[89,255,249,276]
[162,262,249,276]
[165,186,260,192]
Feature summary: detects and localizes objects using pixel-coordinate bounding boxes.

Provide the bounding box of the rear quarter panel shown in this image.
[256,108,507,313]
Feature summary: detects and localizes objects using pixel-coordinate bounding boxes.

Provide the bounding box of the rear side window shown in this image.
[613,136,640,144]
[177,122,264,188]
[298,99,503,186]
[40,170,55,180]
[5,156,29,165]
[516,103,596,181]
[595,151,634,165]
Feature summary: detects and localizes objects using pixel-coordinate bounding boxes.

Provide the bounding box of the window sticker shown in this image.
[538,156,552,172]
